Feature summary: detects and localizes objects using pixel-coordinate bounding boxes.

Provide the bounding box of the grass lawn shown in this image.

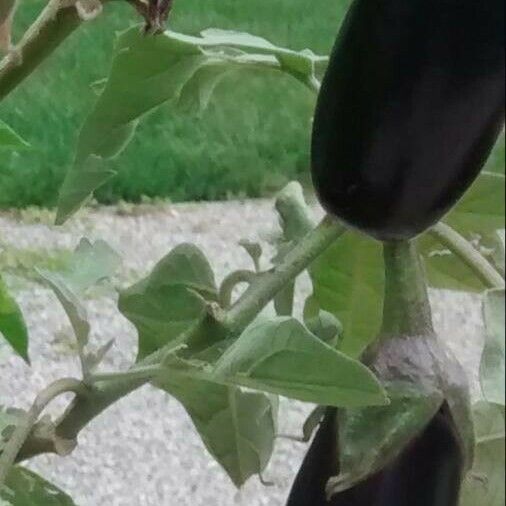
[0,0,503,208]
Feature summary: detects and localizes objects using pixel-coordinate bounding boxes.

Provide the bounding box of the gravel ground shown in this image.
[0,200,485,506]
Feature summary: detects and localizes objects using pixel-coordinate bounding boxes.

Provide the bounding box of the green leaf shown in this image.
[56,28,325,224]
[304,309,343,348]
[145,243,217,300]
[0,120,29,151]
[214,317,386,407]
[308,232,384,358]
[1,466,76,505]
[156,372,277,487]
[461,402,505,506]
[301,405,326,442]
[447,171,505,236]
[480,289,505,406]
[38,239,120,352]
[419,234,487,293]
[119,244,216,359]
[38,270,90,350]
[0,276,28,362]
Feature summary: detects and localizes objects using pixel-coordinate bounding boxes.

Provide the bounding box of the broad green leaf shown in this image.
[156,373,277,487]
[480,289,505,406]
[119,244,216,359]
[308,232,384,358]
[56,28,325,223]
[0,120,29,151]
[120,284,206,360]
[1,466,76,505]
[0,276,28,362]
[145,244,217,300]
[447,171,505,236]
[214,317,386,407]
[461,402,505,506]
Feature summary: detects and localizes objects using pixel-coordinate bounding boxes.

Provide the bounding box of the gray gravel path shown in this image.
[0,200,485,506]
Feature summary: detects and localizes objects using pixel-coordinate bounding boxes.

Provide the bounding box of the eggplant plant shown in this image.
[0,1,504,505]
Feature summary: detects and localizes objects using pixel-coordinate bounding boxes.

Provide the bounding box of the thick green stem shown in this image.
[224,216,345,332]
[0,3,82,102]
[381,240,434,338]
[0,378,87,486]
[0,0,127,102]
[15,213,345,461]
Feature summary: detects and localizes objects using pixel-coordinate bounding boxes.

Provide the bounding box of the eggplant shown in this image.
[311,0,505,240]
[286,405,464,506]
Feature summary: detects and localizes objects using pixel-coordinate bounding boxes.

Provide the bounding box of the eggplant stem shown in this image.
[381,240,434,338]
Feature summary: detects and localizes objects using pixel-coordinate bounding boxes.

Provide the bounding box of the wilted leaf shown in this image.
[214,317,386,407]
[0,120,29,151]
[0,276,28,362]
[119,244,216,359]
[38,239,120,351]
[461,402,505,506]
[58,238,121,294]
[480,289,505,406]
[156,372,277,487]
[56,28,325,223]
[38,270,90,349]
[1,466,76,505]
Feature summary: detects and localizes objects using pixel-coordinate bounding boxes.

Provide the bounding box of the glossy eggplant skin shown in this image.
[312,0,505,240]
[286,406,464,506]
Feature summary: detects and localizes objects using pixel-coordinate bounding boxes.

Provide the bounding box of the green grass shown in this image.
[0,0,503,208]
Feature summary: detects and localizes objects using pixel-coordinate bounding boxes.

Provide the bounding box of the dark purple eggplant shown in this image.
[311,0,505,240]
[286,405,464,506]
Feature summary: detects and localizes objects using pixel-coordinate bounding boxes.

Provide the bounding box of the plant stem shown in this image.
[15,213,345,461]
[381,240,434,338]
[224,216,346,332]
[430,223,505,290]
[0,378,86,488]
[219,270,257,308]
[0,0,125,102]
